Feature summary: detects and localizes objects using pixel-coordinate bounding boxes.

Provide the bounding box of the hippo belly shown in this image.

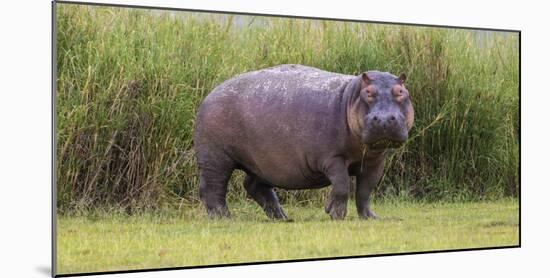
[235,156,332,189]
[227,129,334,189]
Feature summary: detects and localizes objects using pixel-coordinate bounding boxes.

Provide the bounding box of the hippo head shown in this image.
[354,71,414,149]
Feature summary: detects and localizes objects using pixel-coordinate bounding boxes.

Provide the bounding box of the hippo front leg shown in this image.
[324,158,351,220]
[355,152,386,220]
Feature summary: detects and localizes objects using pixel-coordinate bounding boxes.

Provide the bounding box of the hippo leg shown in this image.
[355,155,386,220]
[324,159,351,220]
[198,159,234,219]
[244,174,288,220]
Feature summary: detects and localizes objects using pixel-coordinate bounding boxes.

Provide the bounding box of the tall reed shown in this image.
[56,4,519,212]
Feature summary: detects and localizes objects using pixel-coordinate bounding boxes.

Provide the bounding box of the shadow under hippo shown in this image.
[194,64,414,220]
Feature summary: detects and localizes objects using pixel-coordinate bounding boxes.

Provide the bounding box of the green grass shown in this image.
[55,4,519,212]
[57,199,519,274]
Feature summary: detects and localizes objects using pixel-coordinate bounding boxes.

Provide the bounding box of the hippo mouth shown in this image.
[367,139,404,149]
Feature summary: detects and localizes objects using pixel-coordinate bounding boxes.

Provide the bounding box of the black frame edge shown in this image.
[52,1,58,277]
[518,31,522,248]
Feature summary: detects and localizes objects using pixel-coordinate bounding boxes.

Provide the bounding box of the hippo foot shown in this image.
[358,209,379,220]
[325,196,348,220]
[265,205,289,220]
[206,206,231,219]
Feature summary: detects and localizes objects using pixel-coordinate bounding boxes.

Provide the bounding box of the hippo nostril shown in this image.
[372,116,379,122]
[390,115,396,121]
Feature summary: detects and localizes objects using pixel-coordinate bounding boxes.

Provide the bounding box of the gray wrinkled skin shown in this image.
[194,64,414,220]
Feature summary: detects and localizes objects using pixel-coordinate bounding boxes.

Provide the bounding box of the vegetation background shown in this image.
[55,4,519,213]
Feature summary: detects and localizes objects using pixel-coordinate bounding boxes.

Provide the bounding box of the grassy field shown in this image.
[57,199,519,274]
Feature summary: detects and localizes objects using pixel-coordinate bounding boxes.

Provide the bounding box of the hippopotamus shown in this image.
[194,64,414,220]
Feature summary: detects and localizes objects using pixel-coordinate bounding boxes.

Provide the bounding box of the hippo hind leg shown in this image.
[244,174,288,220]
[198,159,234,219]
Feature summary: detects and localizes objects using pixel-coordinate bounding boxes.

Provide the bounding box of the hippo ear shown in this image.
[361,72,373,87]
[398,73,407,84]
